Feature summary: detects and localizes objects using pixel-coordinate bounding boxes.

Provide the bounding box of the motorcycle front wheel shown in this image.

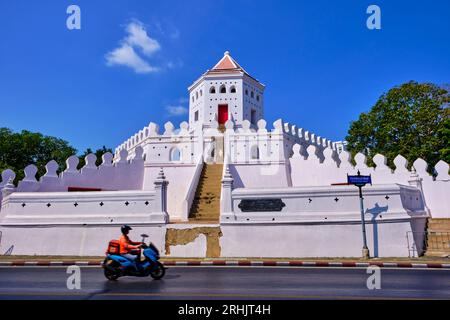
[150,262,166,280]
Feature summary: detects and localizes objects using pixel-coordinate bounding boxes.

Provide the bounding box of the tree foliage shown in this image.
[0,128,77,182]
[437,118,450,164]
[346,81,449,171]
[0,128,113,183]
[77,146,113,169]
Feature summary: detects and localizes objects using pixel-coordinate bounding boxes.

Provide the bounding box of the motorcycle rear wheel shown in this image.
[150,262,166,280]
[103,259,121,280]
[104,268,120,281]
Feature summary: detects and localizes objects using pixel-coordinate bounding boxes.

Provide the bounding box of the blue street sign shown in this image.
[347,174,372,187]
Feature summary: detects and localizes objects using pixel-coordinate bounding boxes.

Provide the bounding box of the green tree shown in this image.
[437,118,450,164]
[0,128,77,183]
[77,146,113,169]
[346,81,450,170]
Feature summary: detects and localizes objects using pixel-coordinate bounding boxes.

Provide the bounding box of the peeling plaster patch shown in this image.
[165,227,222,258]
[169,234,207,257]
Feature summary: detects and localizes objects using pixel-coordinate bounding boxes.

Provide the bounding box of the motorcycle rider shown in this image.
[119,225,143,268]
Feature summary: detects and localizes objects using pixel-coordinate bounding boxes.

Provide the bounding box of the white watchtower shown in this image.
[188,51,265,132]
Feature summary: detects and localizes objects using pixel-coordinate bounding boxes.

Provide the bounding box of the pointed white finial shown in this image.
[224,51,230,56]
[157,168,166,180]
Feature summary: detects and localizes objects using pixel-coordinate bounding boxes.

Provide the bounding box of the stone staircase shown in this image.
[189,163,223,223]
[424,218,450,257]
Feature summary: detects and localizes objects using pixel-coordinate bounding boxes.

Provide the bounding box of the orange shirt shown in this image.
[119,235,141,254]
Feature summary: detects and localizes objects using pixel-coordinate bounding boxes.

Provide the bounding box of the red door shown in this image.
[218,104,228,124]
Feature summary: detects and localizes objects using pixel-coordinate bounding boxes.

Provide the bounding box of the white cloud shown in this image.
[125,21,161,56]
[105,20,161,74]
[165,105,188,116]
[105,44,158,73]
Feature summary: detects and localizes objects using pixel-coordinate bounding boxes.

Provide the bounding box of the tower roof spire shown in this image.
[210,50,247,73]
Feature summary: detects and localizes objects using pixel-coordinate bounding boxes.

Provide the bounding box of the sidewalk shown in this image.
[1,255,449,269]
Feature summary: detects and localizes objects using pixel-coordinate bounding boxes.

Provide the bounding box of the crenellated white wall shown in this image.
[289,143,450,218]
[0,148,144,199]
[114,121,199,165]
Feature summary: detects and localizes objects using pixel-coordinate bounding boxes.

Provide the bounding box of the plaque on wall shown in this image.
[238,199,286,212]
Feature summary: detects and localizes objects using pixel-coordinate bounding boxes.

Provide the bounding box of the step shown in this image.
[424,250,450,258]
[198,182,222,185]
[190,219,220,222]
[191,210,220,214]
[192,201,220,205]
[193,196,220,199]
[190,208,220,212]
[194,190,220,194]
[428,224,450,231]
[195,187,220,190]
[428,218,450,225]
[192,199,220,204]
[198,180,222,184]
[191,209,220,213]
[190,214,220,219]
[193,193,220,197]
[191,214,220,218]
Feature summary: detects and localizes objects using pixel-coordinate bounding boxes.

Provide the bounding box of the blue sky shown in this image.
[0,1,449,153]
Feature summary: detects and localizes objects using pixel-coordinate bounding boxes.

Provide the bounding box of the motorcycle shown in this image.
[102,234,166,281]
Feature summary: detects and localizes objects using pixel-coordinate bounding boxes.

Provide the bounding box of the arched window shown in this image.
[245,89,248,95]
[230,86,236,93]
[256,95,260,101]
[251,91,254,98]
[192,95,194,102]
[195,91,198,99]
[170,147,181,162]
[200,90,203,96]
[250,145,260,160]
[209,86,216,94]
[220,85,226,93]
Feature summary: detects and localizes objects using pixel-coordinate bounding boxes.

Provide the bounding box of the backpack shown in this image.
[106,239,120,254]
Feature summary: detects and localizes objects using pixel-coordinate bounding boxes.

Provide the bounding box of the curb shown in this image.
[1,260,449,269]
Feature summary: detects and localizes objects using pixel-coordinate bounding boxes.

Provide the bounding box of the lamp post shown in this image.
[347,170,372,259]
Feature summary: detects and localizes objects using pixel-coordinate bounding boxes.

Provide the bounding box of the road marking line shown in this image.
[355,263,369,267]
[329,262,343,267]
[382,262,398,267]
[1,260,449,269]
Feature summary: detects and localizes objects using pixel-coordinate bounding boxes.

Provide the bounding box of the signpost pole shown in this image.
[347,170,371,259]
[358,185,370,259]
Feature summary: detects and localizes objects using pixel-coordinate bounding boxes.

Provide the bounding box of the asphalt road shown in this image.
[0,266,449,300]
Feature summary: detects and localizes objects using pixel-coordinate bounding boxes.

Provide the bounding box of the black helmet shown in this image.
[121,225,132,233]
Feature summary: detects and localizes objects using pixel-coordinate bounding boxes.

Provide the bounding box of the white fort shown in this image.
[0,52,449,258]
